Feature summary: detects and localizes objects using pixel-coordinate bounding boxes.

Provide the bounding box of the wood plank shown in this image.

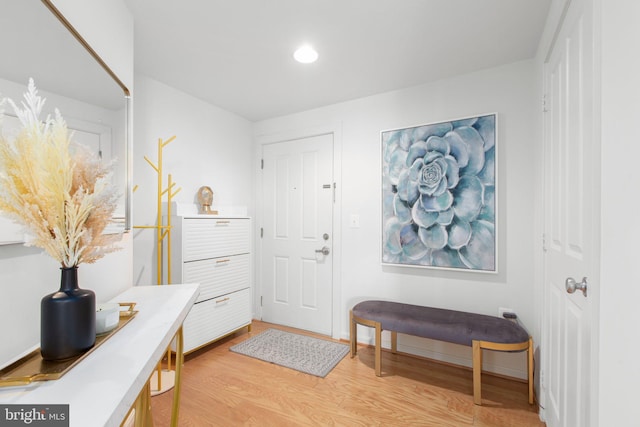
[151,320,543,426]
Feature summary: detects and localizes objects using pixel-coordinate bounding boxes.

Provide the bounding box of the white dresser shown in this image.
[168,215,252,353]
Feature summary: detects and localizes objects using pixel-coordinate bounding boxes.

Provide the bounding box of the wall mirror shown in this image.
[0,0,131,244]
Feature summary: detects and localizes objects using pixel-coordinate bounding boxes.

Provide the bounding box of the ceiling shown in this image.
[125,0,552,122]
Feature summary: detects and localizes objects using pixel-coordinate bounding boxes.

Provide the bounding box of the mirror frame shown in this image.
[41,0,132,232]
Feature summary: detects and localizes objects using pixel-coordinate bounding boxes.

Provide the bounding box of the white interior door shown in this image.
[261,133,334,335]
[542,0,596,425]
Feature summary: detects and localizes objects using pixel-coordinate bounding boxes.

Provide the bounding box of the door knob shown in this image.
[315,246,330,256]
[565,277,588,297]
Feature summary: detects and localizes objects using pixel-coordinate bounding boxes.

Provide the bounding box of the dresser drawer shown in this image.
[183,218,250,262]
[181,287,252,353]
[183,254,250,303]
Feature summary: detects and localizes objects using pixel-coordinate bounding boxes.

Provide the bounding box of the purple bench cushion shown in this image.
[352,300,529,347]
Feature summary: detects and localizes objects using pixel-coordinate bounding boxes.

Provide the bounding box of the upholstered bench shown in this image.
[349,300,533,405]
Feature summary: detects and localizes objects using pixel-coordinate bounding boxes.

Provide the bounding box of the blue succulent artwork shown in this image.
[381,114,496,272]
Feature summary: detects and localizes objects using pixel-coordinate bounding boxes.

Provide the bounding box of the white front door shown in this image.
[542,0,597,425]
[261,133,334,335]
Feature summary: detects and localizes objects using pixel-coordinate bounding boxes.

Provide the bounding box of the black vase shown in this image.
[41,267,96,361]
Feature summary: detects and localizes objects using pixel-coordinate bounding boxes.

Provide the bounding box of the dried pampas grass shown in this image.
[0,79,121,267]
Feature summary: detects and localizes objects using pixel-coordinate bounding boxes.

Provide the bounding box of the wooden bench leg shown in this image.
[350,310,357,358]
[391,331,397,354]
[472,340,483,405]
[374,321,382,377]
[528,337,534,405]
[473,338,534,406]
[351,313,384,376]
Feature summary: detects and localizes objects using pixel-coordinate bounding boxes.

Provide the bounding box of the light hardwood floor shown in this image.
[151,320,544,426]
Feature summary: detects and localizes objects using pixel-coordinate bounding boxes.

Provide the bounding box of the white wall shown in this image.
[0,0,133,368]
[50,0,134,89]
[254,60,537,378]
[598,0,640,424]
[132,75,254,286]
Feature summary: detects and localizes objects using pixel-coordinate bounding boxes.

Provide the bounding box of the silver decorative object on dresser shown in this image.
[167,213,252,353]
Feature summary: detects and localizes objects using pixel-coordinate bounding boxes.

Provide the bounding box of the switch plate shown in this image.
[350,214,360,228]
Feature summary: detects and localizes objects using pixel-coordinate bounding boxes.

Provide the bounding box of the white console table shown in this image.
[0,283,199,427]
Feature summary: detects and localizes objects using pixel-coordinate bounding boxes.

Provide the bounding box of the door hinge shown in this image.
[261,158,264,169]
[542,94,548,113]
[260,296,263,306]
[333,182,336,203]
[260,227,263,238]
[542,233,547,252]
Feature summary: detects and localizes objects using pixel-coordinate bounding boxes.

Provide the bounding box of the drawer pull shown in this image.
[216,297,230,304]
[216,220,231,225]
[216,259,231,264]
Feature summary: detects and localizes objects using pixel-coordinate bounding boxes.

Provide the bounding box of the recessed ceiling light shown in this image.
[293,45,318,64]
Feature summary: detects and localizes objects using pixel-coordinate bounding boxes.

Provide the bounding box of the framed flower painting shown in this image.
[381,114,497,272]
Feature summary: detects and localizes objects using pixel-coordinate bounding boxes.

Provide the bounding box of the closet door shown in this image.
[542,0,597,425]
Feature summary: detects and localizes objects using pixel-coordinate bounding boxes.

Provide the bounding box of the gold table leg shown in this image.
[170,326,184,427]
[128,327,184,427]
[133,379,153,426]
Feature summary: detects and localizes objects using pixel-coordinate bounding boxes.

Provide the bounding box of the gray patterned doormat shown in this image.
[229,328,350,378]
